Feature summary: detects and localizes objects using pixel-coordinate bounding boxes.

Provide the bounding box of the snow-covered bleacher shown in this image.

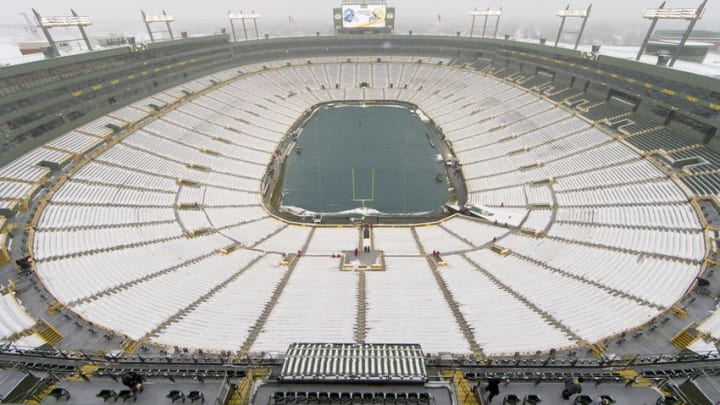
[36,233,232,303]
[255,226,312,253]
[0,293,36,339]
[440,255,575,354]
[0,147,62,182]
[75,116,126,138]
[108,105,150,125]
[500,234,701,307]
[469,185,527,207]
[305,227,359,255]
[454,118,590,164]
[555,204,701,229]
[366,257,469,354]
[0,181,41,203]
[202,187,261,207]
[553,160,664,191]
[177,210,212,232]
[51,181,175,206]
[440,217,509,247]
[414,225,472,253]
[6,333,47,349]
[547,223,705,261]
[465,249,660,343]
[0,56,706,356]
[37,205,176,229]
[252,257,357,352]
[522,210,553,232]
[73,162,178,192]
[33,222,183,259]
[555,180,688,206]
[44,131,105,158]
[697,305,720,340]
[220,218,284,246]
[75,249,263,340]
[372,227,420,256]
[155,253,285,351]
[205,206,268,229]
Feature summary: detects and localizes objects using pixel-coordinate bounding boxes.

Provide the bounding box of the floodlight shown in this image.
[643,8,703,20]
[470,10,502,17]
[557,9,588,18]
[39,16,92,27]
[144,14,175,23]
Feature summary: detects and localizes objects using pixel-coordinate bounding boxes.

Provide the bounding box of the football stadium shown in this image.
[0,1,719,403]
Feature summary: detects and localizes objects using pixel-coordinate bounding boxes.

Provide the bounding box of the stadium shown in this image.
[0,1,720,404]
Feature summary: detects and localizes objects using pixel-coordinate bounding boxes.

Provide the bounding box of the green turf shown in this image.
[282,104,449,215]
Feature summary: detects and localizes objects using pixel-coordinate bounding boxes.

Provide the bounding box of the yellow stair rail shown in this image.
[441,371,480,405]
[121,337,147,353]
[219,243,242,255]
[32,319,62,346]
[67,364,101,382]
[670,305,689,320]
[47,301,63,315]
[614,369,652,388]
[671,323,701,350]
[226,368,269,405]
[176,178,201,188]
[588,341,608,358]
[24,382,57,404]
[490,245,510,256]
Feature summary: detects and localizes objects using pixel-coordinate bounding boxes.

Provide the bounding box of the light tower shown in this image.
[637,0,707,67]
[554,4,592,49]
[141,10,175,43]
[32,8,93,57]
[228,10,261,41]
[469,7,502,39]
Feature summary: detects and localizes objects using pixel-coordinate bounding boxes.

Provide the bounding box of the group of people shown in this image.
[15,255,32,270]
[484,376,605,402]
[353,246,372,256]
[121,371,145,394]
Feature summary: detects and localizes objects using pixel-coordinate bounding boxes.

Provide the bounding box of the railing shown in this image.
[214,375,231,405]
[1,343,719,371]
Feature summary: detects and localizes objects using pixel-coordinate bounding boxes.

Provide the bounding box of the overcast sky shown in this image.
[1,0,717,39]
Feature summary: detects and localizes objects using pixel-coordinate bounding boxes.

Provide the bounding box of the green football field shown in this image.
[282,104,449,215]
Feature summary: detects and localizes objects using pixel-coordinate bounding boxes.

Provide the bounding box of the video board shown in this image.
[341,4,387,28]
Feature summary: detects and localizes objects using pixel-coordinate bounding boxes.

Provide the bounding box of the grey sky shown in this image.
[1,0,717,37]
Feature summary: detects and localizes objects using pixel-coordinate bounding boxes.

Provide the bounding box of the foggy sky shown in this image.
[1,0,718,40]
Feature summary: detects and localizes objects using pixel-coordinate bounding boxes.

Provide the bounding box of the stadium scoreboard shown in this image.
[334,2,395,34]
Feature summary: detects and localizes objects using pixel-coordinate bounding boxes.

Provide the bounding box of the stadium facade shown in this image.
[0,16,720,405]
